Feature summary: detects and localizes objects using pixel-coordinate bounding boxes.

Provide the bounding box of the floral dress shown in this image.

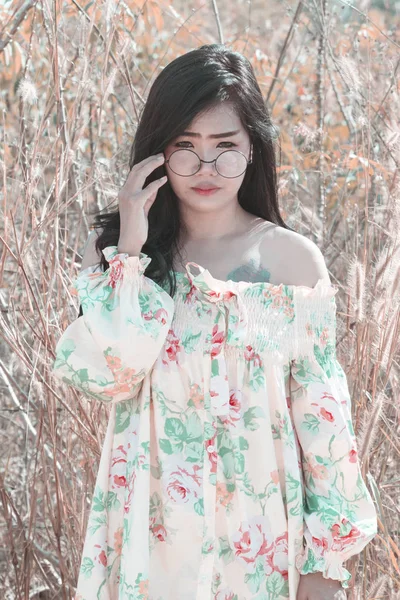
[51,246,377,600]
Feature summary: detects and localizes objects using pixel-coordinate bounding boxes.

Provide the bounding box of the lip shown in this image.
[191,187,220,195]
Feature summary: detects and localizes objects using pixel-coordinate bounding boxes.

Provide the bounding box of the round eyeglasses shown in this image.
[165,147,253,179]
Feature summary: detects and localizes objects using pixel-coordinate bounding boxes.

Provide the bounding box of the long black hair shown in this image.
[91,43,293,297]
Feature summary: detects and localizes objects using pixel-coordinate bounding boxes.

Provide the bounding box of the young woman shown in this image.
[52,44,377,600]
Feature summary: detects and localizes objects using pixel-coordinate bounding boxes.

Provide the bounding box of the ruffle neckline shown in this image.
[99,246,339,300]
[173,261,339,300]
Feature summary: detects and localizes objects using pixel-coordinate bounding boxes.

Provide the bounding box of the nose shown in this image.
[196,155,218,176]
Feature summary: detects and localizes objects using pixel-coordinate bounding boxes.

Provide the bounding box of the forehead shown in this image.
[187,102,244,134]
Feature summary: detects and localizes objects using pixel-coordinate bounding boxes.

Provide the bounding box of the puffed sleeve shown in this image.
[51,245,175,404]
[289,281,377,589]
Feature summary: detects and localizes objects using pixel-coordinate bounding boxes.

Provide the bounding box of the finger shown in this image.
[128,155,165,189]
[143,178,167,213]
[140,175,167,202]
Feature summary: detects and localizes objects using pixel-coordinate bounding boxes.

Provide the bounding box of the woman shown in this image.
[52,44,377,600]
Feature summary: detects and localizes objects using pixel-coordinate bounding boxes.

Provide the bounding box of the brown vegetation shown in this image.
[0,0,399,598]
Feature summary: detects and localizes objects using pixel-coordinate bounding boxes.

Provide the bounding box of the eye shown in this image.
[175,141,236,148]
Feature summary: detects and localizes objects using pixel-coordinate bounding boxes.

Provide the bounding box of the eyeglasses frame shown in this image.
[165,145,253,179]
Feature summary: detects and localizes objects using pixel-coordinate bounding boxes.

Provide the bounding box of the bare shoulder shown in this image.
[260,225,332,288]
[81,228,103,271]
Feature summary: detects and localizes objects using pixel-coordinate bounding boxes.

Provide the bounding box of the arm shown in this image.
[51,240,174,404]
[288,239,377,590]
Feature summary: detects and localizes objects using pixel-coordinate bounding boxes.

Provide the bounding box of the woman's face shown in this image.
[163,102,252,213]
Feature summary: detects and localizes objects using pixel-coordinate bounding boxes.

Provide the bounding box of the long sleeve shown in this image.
[289,283,377,589]
[51,245,175,404]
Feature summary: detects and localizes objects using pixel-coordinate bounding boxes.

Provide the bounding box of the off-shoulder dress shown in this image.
[52,245,377,600]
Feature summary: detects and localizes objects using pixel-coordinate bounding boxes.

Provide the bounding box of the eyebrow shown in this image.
[178,129,241,139]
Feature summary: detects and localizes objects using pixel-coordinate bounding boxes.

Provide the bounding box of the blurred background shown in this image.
[0,0,399,597]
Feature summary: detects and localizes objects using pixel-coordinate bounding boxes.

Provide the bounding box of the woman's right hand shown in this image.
[117,153,167,256]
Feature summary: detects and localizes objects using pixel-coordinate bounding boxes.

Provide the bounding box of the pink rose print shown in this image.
[321,391,339,404]
[272,295,284,309]
[232,515,274,568]
[113,474,126,487]
[320,407,335,422]
[303,452,329,480]
[349,449,358,463]
[215,589,236,600]
[211,324,226,358]
[310,535,329,554]
[244,345,262,367]
[165,461,202,507]
[232,516,289,577]
[331,518,361,551]
[164,330,181,362]
[151,523,168,542]
[265,531,289,579]
[143,307,169,326]
[216,482,234,511]
[114,527,123,556]
[138,579,149,598]
[188,382,204,409]
[270,470,280,485]
[109,444,127,490]
[228,390,242,422]
[320,327,329,347]
[108,257,124,288]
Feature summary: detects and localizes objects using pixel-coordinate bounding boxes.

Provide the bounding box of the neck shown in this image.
[179,201,252,244]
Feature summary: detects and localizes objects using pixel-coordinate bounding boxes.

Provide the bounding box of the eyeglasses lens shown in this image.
[168,150,247,178]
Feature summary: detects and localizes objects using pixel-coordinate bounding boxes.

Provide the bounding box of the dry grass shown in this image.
[0,0,399,598]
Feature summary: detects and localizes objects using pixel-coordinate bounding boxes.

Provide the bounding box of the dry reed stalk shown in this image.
[0,0,399,597]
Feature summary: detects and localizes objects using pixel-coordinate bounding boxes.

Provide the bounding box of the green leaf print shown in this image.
[56,338,75,361]
[248,367,266,392]
[291,358,325,386]
[194,498,204,516]
[159,438,173,454]
[305,489,343,528]
[185,412,203,441]
[185,441,203,462]
[92,488,106,512]
[233,451,245,474]
[211,358,220,376]
[164,417,187,442]
[265,571,285,597]
[271,424,281,439]
[302,413,320,434]
[300,547,320,574]
[150,457,163,479]
[76,368,90,383]
[87,513,107,536]
[218,535,234,564]
[181,329,202,354]
[280,579,290,598]
[244,558,265,593]
[243,406,266,431]
[221,451,235,479]
[80,556,95,579]
[105,491,121,511]
[218,428,234,450]
[285,472,301,504]
[115,401,131,433]
[313,343,332,378]
[238,436,249,450]
[204,422,215,439]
